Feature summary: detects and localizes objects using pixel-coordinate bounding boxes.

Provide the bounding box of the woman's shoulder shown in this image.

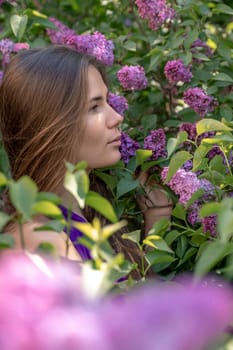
[5,217,82,261]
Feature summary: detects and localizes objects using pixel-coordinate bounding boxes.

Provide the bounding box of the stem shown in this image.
[18,216,25,250]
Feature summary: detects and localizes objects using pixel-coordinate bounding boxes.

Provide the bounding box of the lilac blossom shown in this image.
[120,132,140,164]
[202,215,217,237]
[187,202,200,226]
[117,65,148,90]
[161,167,200,205]
[66,32,114,66]
[179,122,197,141]
[0,38,14,66]
[13,42,30,52]
[46,17,76,45]
[164,59,192,84]
[135,0,176,31]
[207,145,224,161]
[143,128,167,160]
[0,252,232,350]
[107,92,128,116]
[0,70,3,83]
[183,87,218,117]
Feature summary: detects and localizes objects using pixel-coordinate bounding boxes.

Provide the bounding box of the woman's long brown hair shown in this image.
[0,45,145,277]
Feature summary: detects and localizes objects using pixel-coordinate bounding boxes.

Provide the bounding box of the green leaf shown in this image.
[172,203,186,221]
[122,229,141,244]
[164,151,192,183]
[102,220,127,240]
[199,202,220,218]
[136,149,152,166]
[123,40,136,51]
[196,119,232,135]
[194,241,230,277]
[215,4,233,16]
[35,220,65,233]
[0,212,12,231]
[10,14,28,41]
[220,104,233,121]
[0,172,8,187]
[184,28,199,49]
[116,177,139,198]
[64,169,89,209]
[143,235,174,253]
[36,192,62,205]
[9,176,37,221]
[33,201,63,218]
[149,218,170,237]
[167,131,188,158]
[86,191,118,223]
[192,143,212,172]
[212,73,233,83]
[146,250,176,272]
[0,234,14,249]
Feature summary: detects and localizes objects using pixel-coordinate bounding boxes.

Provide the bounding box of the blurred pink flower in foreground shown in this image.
[0,251,232,350]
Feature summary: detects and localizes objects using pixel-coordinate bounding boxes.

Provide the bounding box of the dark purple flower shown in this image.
[202,215,217,237]
[143,128,167,160]
[207,145,224,161]
[197,131,216,145]
[120,132,140,164]
[182,159,193,171]
[164,59,192,84]
[107,92,128,116]
[183,87,218,117]
[135,0,176,30]
[179,122,197,141]
[117,65,148,90]
[187,202,200,225]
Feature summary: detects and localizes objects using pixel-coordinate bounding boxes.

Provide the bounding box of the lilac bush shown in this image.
[143,128,167,160]
[107,92,128,116]
[120,132,140,164]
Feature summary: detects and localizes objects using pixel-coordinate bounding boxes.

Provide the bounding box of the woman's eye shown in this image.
[90,104,99,112]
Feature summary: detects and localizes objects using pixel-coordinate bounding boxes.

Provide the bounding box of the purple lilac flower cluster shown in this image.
[202,215,217,237]
[191,38,213,63]
[46,17,76,45]
[47,18,114,66]
[161,167,200,205]
[67,32,114,66]
[183,87,218,117]
[117,65,148,90]
[179,122,197,141]
[164,59,192,84]
[0,252,232,350]
[135,0,175,31]
[120,132,140,164]
[107,92,128,116]
[143,128,167,160]
[0,39,29,68]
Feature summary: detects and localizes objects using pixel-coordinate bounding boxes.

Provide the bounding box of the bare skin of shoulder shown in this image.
[6,216,82,261]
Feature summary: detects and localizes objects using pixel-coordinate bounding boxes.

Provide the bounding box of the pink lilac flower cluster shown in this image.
[47,18,114,66]
[0,39,29,68]
[164,59,192,84]
[67,32,114,66]
[183,87,218,117]
[107,92,128,116]
[0,251,232,350]
[143,128,167,160]
[135,0,175,31]
[117,65,148,90]
[191,38,213,63]
[120,132,140,164]
[161,167,201,205]
[202,215,217,237]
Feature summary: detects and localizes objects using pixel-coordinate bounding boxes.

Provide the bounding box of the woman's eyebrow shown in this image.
[89,91,109,103]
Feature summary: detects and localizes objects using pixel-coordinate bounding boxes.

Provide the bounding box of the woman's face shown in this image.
[77,66,123,169]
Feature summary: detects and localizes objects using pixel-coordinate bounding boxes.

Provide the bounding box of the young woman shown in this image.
[0,45,172,270]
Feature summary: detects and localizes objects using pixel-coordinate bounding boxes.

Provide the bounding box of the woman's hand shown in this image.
[136,172,173,235]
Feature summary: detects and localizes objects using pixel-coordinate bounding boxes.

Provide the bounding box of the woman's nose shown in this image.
[107,106,124,128]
